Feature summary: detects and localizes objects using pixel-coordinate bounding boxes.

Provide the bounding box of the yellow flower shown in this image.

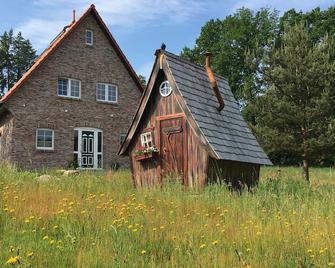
[6,257,18,264]
[141,250,146,254]
[200,244,206,249]
[50,240,55,245]
[256,231,262,236]
[42,235,49,240]
[307,249,313,253]
[212,240,219,246]
[27,252,34,257]
[328,262,335,267]
[53,225,58,229]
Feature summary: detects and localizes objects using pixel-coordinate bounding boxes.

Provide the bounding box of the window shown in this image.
[96,83,118,103]
[159,80,172,97]
[36,129,54,150]
[86,30,93,45]
[140,132,153,148]
[57,78,81,98]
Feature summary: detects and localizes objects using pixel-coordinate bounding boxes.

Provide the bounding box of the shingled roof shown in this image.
[119,50,271,165]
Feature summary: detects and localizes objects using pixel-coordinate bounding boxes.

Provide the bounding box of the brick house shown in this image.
[0,5,143,170]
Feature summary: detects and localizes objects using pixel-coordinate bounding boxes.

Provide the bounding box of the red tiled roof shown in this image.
[1,4,143,103]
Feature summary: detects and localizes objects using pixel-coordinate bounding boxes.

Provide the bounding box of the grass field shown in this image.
[0,164,334,267]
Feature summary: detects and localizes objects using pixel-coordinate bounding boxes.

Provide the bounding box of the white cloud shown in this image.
[16,19,65,51]
[18,0,204,51]
[230,0,331,13]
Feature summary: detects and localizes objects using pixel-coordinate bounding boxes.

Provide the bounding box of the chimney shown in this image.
[72,10,76,24]
[204,52,224,111]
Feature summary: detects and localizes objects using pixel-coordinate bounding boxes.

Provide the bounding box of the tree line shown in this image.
[181,7,335,181]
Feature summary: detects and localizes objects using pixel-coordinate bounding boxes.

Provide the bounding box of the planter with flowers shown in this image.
[134,146,159,161]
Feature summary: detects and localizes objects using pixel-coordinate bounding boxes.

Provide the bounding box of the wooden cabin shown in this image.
[119,47,272,188]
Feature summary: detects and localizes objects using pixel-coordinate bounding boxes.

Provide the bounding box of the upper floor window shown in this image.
[96,83,118,103]
[36,129,54,150]
[86,30,93,45]
[57,78,81,99]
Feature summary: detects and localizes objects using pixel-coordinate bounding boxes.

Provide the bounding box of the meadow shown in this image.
[0,164,334,267]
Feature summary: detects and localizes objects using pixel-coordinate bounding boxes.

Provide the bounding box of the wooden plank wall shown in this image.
[207,157,260,190]
[129,70,210,187]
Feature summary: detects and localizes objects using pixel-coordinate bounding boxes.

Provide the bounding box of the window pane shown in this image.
[96,84,105,100]
[74,130,78,151]
[98,132,102,152]
[58,79,68,96]
[70,80,80,97]
[36,129,53,149]
[86,30,93,44]
[108,85,117,102]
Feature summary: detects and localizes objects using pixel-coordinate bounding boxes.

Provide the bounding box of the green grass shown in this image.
[0,163,334,267]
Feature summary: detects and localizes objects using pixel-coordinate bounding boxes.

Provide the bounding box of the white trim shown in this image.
[159,80,172,97]
[85,30,93,46]
[57,78,81,99]
[36,128,54,150]
[140,132,153,148]
[74,127,102,169]
[96,83,118,104]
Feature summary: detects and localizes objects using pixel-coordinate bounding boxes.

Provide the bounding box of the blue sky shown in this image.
[1,0,334,79]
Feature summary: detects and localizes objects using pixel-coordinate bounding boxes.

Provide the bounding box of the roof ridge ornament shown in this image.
[204,52,225,111]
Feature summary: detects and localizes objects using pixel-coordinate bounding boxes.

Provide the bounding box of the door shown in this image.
[74,128,103,169]
[159,115,187,185]
[81,131,94,168]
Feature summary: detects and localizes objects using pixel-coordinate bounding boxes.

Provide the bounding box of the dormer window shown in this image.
[86,30,93,45]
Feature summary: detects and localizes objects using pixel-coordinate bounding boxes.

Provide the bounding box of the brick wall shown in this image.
[1,13,141,170]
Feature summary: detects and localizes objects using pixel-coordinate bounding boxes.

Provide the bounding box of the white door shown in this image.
[74,128,103,169]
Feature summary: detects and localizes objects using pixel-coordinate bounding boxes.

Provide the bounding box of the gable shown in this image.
[0,4,143,104]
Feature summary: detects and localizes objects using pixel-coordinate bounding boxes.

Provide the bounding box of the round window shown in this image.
[159,81,172,97]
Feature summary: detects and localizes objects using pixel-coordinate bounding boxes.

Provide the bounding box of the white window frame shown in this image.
[96,83,118,104]
[159,80,172,97]
[36,128,54,150]
[86,30,93,46]
[140,132,153,148]
[57,78,81,99]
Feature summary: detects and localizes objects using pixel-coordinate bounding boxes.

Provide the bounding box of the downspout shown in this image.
[204,52,225,111]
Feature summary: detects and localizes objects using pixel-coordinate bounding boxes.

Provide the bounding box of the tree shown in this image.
[253,23,335,182]
[0,30,36,95]
[138,75,147,88]
[181,8,279,103]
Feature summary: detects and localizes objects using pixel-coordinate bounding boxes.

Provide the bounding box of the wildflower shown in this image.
[246,248,251,252]
[27,252,34,257]
[6,257,18,264]
[42,235,49,240]
[53,225,58,229]
[256,231,262,236]
[212,240,219,246]
[307,249,313,254]
[200,244,206,249]
[141,250,146,254]
[328,262,335,267]
[50,240,55,245]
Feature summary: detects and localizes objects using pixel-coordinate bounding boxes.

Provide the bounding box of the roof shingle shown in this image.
[164,51,272,165]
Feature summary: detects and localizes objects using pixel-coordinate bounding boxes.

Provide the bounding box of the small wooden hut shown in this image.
[119,46,272,188]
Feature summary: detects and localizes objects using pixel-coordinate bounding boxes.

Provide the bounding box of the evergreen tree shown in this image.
[0,29,36,95]
[254,23,335,181]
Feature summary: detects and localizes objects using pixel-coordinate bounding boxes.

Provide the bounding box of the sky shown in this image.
[1,0,334,79]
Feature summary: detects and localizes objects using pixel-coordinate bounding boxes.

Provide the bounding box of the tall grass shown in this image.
[0,163,334,267]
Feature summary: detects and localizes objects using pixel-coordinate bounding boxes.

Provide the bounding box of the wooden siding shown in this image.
[207,157,260,189]
[128,70,209,187]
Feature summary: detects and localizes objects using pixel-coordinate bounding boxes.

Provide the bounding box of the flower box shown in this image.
[134,151,159,161]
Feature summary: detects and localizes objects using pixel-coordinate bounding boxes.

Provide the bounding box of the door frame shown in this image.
[74,127,103,169]
[156,113,188,186]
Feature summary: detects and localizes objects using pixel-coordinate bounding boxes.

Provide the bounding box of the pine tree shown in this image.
[0,30,36,95]
[255,23,335,181]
